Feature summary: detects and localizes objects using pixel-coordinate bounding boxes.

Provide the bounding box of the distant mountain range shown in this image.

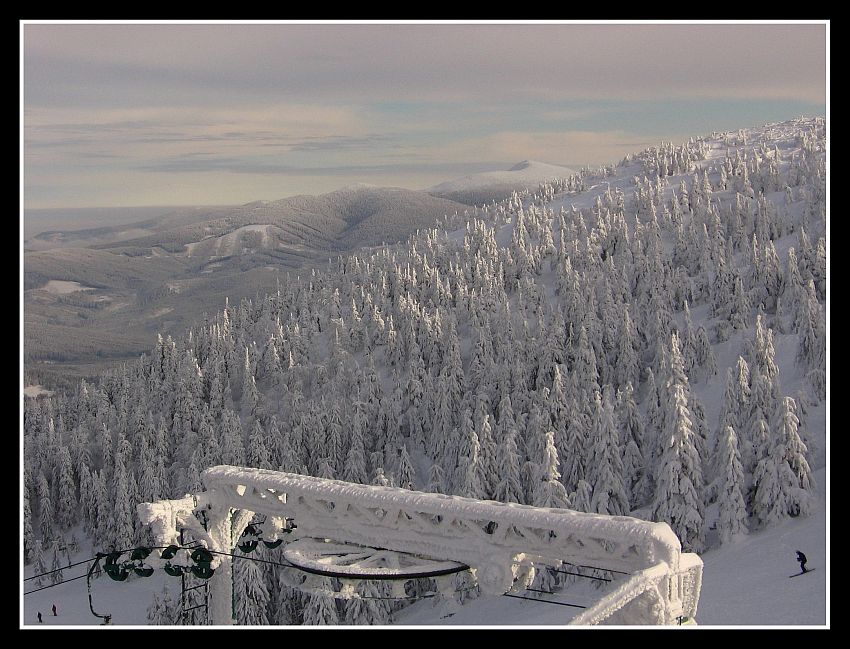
[26,161,577,385]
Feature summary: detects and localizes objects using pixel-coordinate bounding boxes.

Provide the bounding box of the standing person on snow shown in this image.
[37,612,42,623]
[52,603,57,616]
[796,550,808,573]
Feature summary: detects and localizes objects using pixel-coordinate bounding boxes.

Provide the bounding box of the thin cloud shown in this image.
[25,23,826,106]
[136,155,506,178]
[22,22,826,208]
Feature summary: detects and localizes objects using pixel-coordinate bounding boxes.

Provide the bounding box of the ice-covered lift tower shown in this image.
[138,465,703,625]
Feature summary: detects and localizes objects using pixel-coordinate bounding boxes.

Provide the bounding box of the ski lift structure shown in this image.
[138,465,703,625]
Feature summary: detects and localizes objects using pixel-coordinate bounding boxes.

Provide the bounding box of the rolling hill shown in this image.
[24,186,467,386]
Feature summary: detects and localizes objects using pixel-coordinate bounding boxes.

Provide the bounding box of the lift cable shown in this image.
[25,557,100,582]
[24,537,624,614]
[550,568,612,582]
[566,563,629,575]
[23,572,90,596]
[502,593,587,609]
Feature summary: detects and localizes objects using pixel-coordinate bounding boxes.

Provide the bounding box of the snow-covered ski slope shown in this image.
[695,465,826,625]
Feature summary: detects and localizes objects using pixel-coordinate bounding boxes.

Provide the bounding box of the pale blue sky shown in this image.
[23,22,826,209]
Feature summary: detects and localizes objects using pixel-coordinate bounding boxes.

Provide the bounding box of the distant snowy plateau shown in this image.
[23,117,827,626]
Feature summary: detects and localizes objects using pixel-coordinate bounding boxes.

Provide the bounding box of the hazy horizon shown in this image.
[24,21,827,210]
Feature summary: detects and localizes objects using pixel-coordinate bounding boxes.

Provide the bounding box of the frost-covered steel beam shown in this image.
[138,495,247,626]
[140,467,700,624]
[200,465,684,591]
[571,552,704,625]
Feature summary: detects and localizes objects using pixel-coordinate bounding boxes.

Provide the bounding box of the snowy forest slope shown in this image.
[24,187,468,387]
[22,116,827,626]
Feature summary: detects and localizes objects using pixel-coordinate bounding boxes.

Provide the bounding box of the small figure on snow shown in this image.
[52,603,57,616]
[37,612,42,623]
[796,550,808,573]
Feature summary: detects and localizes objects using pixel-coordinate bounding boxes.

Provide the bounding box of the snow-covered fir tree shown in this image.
[652,335,705,552]
[302,579,339,625]
[233,548,271,625]
[713,426,748,544]
[146,586,178,625]
[31,538,47,588]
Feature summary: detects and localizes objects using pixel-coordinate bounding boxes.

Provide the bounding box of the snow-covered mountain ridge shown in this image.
[23,117,826,626]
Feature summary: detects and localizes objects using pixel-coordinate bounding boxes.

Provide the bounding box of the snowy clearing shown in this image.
[23,385,52,398]
[38,280,95,295]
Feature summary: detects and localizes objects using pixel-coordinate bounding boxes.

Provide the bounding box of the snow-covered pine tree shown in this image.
[343,402,369,484]
[109,450,136,551]
[427,463,446,494]
[146,590,164,625]
[429,372,453,467]
[302,579,339,625]
[587,389,629,516]
[533,431,571,510]
[147,586,178,625]
[396,443,416,490]
[23,484,35,564]
[89,469,109,549]
[219,409,245,466]
[634,368,662,507]
[797,279,825,372]
[559,395,588,494]
[652,336,705,552]
[494,418,524,504]
[54,445,77,530]
[571,479,593,513]
[274,582,303,625]
[316,456,335,480]
[774,397,815,517]
[233,548,270,625]
[37,473,54,544]
[343,580,389,625]
[616,383,645,509]
[50,539,64,584]
[476,407,498,498]
[247,418,272,469]
[713,426,748,544]
[456,409,486,500]
[750,447,784,528]
[31,538,47,588]
[241,347,260,418]
[324,398,345,474]
[614,307,640,390]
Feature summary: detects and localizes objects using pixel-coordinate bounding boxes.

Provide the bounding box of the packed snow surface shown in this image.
[696,467,827,625]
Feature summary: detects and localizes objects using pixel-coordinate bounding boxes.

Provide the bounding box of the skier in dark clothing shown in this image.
[52,603,57,616]
[796,550,808,573]
[37,612,42,623]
